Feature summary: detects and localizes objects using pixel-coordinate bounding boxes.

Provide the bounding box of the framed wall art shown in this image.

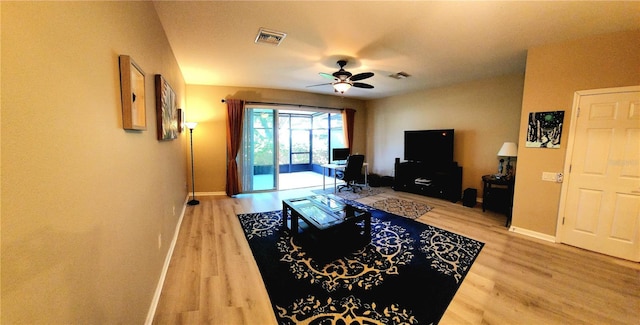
[155,74,178,140]
[119,55,147,130]
[177,108,184,133]
[526,110,565,148]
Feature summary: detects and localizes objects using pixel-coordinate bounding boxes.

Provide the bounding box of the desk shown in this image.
[321,163,368,192]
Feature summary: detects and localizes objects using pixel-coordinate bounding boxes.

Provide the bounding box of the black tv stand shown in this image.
[393,159,462,202]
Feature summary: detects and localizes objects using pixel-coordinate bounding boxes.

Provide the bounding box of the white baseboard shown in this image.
[194,191,227,196]
[509,226,557,243]
[145,196,189,325]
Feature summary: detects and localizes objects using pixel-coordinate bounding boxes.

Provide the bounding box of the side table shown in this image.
[482,174,515,227]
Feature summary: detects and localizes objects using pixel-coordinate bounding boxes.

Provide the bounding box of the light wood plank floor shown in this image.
[153,187,640,324]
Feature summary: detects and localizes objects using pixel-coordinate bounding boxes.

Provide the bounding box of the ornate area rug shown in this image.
[237,205,483,324]
[311,186,391,200]
[369,197,433,220]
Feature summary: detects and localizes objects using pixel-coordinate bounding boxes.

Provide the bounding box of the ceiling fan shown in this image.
[307,60,374,94]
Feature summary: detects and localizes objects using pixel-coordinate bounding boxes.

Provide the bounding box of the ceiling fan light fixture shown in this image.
[333,81,352,93]
[307,60,373,94]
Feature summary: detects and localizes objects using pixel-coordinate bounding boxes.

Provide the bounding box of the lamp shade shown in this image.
[185,122,198,130]
[497,142,518,157]
[333,81,352,93]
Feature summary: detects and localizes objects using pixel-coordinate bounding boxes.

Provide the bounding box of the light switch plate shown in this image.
[542,172,557,182]
[542,172,563,182]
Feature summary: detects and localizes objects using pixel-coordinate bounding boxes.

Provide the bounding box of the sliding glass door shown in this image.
[240,106,346,193]
[242,108,277,192]
[279,112,313,173]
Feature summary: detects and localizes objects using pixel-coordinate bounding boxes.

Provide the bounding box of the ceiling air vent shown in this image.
[389,71,411,79]
[255,28,287,46]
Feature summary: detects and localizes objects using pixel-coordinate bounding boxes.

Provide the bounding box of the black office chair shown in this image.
[336,154,365,192]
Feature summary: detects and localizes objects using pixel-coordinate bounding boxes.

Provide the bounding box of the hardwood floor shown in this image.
[152,187,640,324]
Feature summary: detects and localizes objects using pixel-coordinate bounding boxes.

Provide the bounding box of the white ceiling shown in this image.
[153,1,640,100]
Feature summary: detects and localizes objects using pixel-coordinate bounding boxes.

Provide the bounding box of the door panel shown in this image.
[242,108,277,192]
[621,128,640,177]
[560,89,640,261]
[611,194,638,241]
[574,188,601,233]
[583,128,612,174]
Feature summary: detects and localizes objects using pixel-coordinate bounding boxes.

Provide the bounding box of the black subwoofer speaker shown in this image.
[463,188,477,207]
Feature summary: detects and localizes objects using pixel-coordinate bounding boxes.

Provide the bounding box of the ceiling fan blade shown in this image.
[353,82,374,89]
[306,82,332,88]
[319,72,334,80]
[350,72,374,81]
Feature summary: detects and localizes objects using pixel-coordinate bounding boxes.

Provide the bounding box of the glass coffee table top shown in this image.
[283,195,367,230]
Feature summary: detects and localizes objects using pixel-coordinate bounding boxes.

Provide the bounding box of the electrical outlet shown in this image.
[158,233,162,249]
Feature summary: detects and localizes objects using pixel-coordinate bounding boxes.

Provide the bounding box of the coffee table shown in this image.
[282,195,371,242]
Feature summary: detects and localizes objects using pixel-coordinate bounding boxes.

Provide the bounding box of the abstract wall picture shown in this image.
[526,111,565,148]
[155,74,178,140]
[119,55,146,131]
[177,108,184,133]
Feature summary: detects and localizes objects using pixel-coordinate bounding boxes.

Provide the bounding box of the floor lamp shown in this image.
[185,122,199,206]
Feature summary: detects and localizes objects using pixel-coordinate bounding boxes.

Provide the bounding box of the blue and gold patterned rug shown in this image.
[237,202,483,324]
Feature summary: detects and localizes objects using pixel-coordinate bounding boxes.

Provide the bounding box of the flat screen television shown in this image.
[404,129,454,165]
[332,148,350,162]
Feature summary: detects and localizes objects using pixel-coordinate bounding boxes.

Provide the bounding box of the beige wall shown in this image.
[185,85,367,193]
[366,73,524,196]
[512,29,640,236]
[1,2,186,323]
[2,3,636,323]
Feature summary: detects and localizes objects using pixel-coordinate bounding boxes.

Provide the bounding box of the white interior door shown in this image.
[558,87,640,261]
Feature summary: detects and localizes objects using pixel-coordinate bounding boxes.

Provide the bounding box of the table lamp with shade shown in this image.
[497,142,518,178]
